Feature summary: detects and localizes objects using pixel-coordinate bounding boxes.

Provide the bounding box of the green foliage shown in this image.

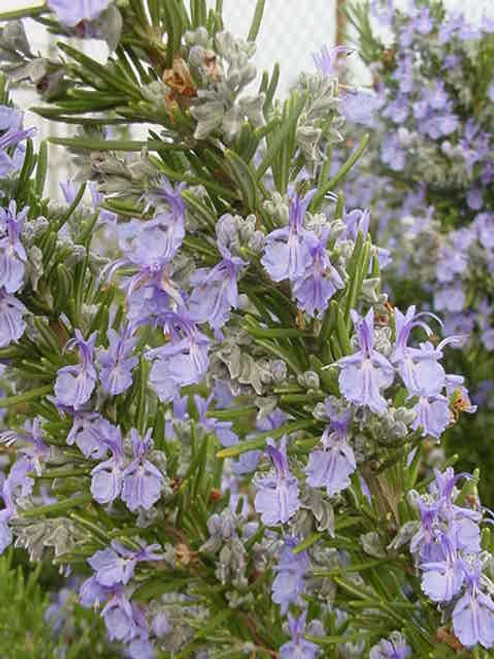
[0,550,56,658]
[0,550,112,658]
[0,2,490,657]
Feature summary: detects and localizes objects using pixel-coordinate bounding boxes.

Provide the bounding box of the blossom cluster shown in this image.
[338,0,494,401]
[0,106,35,349]
[0,1,492,657]
[366,1,494,194]
[253,303,474,530]
[409,467,494,648]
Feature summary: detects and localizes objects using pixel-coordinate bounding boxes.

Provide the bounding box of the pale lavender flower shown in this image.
[60,180,78,204]
[97,326,138,396]
[457,21,481,41]
[337,308,394,415]
[434,282,466,313]
[147,314,209,402]
[127,637,154,659]
[79,575,111,608]
[0,290,27,347]
[342,208,370,241]
[194,394,238,448]
[0,107,22,132]
[430,109,459,138]
[46,0,111,27]
[45,589,76,635]
[261,190,316,282]
[279,612,320,659]
[119,212,184,269]
[121,429,164,511]
[480,326,494,352]
[413,7,434,34]
[424,81,448,110]
[0,426,50,547]
[189,245,245,329]
[413,98,429,121]
[164,394,189,440]
[433,467,481,553]
[102,590,137,643]
[125,264,184,327]
[425,110,457,140]
[370,1,393,28]
[475,212,494,250]
[272,537,309,614]
[254,436,300,526]
[420,532,464,603]
[55,330,97,408]
[442,54,460,71]
[467,188,483,211]
[1,417,48,477]
[0,113,35,176]
[340,89,380,127]
[411,394,451,438]
[234,409,287,476]
[436,245,468,284]
[212,380,235,409]
[453,562,494,649]
[381,134,405,171]
[482,16,494,33]
[292,228,344,318]
[438,15,462,43]
[410,466,483,573]
[0,509,12,554]
[0,201,28,293]
[370,631,411,659]
[313,45,353,76]
[144,177,186,220]
[392,54,414,94]
[410,495,443,563]
[391,307,449,397]
[0,421,48,543]
[152,611,170,637]
[67,413,119,460]
[2,458,34,509]
[257,408,287,432]
[90,427,124,504]
[403,341,451,395]
[474,380,494,409]
[126,604,151,654]
[89,546,137,588]
[382,96,409,125]
[306,407,355,496]
[89,540,162,587]
[234,450,262,476]
[442,313,474,344]
[390,307,427,355]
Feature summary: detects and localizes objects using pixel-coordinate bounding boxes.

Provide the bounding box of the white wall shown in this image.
[220,0,336,92]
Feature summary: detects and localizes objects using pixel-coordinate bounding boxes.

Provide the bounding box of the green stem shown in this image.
[0,3,45,20]
[247,0,265,41]
[216,419,315,458]
[22,495,92,517]
[311,133,369,210]
[0,385,52,408]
